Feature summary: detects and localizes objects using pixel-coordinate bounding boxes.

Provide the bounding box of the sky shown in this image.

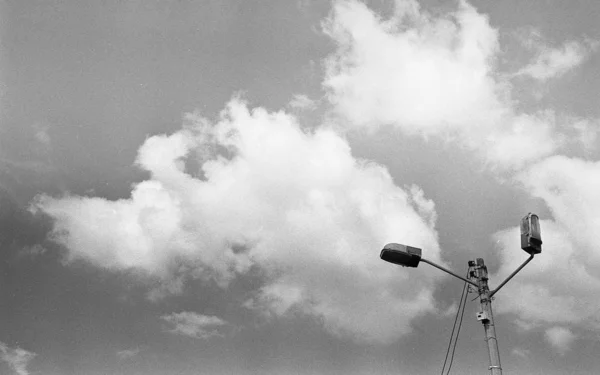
[1,0,600,374]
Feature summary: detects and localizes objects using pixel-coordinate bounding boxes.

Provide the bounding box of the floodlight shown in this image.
[520,212,542,254]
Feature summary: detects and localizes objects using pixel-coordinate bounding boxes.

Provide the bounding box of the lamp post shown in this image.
[380,213,542,375]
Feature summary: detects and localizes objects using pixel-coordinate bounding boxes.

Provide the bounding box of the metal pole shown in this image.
[474,258,502,375]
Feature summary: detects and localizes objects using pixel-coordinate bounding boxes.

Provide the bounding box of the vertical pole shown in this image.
[474,258,502,375]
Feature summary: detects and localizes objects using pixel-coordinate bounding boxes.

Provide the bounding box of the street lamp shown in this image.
[380,213,542,375]
[381,243,477,287]
[380,243,422,268]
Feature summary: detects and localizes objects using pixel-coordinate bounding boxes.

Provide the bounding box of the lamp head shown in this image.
[520,213,542,254]
[380,243,422,267]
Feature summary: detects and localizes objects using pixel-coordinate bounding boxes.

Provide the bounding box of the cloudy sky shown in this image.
[1,0,600,374]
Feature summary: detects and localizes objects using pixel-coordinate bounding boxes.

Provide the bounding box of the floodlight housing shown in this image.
[380,243,422,267]
[520,213,542,254]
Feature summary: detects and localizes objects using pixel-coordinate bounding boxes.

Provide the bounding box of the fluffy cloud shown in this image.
[323,0,566,169]
[116,347,141,360]
[162,312,228,339]
[483,111,563,170]
[545,326,576,355]
[35,98,444,343]
[0,342,36,375]
[324,0,504,133]
[572,119,599,153]
[288,94,317,110]
[511,347,531,359]
[33,123,51,149]
[516,37,597,81]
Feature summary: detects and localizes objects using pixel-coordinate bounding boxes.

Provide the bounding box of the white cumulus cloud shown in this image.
[572,119,599,153]
[288,94,316,110]
[511,347,531,359]
[0,342,36,375]
[162,312,228,339]
[516,38,597,81]
[323,0,563,169]
[34,98,445,344]
[324,0,504,134]
[545,326,576,355]
[117,347,141,360]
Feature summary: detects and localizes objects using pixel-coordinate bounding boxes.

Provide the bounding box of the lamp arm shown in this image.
[489,254,534,298]
[421,258,478,287]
